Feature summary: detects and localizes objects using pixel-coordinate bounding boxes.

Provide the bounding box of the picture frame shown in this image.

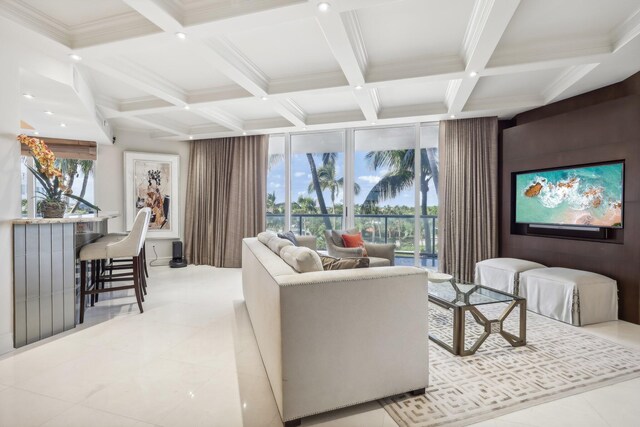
[124,151,180,239]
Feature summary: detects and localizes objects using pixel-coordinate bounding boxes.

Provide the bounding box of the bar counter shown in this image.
[12,212,119,348]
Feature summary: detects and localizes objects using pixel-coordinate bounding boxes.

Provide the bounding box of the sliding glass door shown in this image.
[266,123,439,266]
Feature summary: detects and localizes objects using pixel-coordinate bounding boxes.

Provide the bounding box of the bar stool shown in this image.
[78,208,151,323]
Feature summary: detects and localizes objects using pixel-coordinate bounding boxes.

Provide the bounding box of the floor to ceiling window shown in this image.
[265,122,439,266]
[290,131,345,250]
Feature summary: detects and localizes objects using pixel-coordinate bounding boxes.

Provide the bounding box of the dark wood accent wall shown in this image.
[500,83,640,323]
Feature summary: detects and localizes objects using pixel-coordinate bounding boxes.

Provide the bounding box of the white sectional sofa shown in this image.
[242,235,429,426]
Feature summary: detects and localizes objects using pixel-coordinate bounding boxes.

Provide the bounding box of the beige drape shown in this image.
[438,117,498,282]
[184,135,268,267]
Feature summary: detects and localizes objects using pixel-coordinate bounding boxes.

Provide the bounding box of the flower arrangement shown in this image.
[18,134,99,218]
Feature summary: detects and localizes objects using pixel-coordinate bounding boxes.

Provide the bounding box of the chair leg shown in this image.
[80,260,87,324]
[133,256,144,314]
[142,244,149,279]
[90,260,95,307]
[140,256,147,295]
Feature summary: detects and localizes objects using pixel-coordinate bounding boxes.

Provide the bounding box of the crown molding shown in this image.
[542,63,600,104]
[269,70,349,95]
[366,55,465,85]
[0,0,71,46]
[71,12,162,49]
[611,6,640,51]
[342,10,368,76]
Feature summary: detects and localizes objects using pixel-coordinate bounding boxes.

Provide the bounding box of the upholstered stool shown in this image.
[475,258,546,294]
[519,267,618,326]
[78,208,151,323]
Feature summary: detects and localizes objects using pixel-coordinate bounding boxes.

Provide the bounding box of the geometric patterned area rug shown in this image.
[380,303,640,427]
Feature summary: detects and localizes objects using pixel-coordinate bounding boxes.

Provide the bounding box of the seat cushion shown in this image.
[280,246,324,273]
[79,241,109,261]
[475,257,546,294]
[368,257,391,267]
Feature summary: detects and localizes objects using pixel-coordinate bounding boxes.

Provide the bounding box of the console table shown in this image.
[12,212,118,348]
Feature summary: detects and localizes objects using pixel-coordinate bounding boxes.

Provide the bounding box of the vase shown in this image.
[41,200,67,218]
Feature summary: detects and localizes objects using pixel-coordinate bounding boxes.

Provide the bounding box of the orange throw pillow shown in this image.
[341,232,368,257]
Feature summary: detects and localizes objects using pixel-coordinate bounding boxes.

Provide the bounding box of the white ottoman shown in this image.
[519,267,618,326]
[474,258,546,294]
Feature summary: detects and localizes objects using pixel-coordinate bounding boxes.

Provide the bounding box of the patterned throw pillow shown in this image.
[341,232,368,257]
[320,255,370,270]
[277,231,298,246]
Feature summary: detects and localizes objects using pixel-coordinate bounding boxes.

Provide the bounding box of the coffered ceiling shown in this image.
[4,0,640,142]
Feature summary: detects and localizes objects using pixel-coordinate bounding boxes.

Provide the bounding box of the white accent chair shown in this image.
[78,208,151,323]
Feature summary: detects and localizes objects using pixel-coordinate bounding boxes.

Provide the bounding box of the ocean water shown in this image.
[515,163,623,227]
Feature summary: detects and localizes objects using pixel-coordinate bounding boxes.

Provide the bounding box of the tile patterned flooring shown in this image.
[0,265,638,427]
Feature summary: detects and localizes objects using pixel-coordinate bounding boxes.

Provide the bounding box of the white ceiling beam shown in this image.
[611,7,640,52]
[542,63,600,104]
[122,0,183,33]
[272,99,307,127]
[447,0,520,114]
[316,9,378,122]
[126,115,188,136]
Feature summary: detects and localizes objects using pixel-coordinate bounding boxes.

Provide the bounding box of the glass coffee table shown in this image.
[428,276,527,356]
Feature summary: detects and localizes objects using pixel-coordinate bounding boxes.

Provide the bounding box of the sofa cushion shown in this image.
[320,255,370,270]
[277,231,299,246]
[268,236,294,255]
[329,228,358,247]
[341,232,368,257]
[257,231,277,246]
[280,246,324,273]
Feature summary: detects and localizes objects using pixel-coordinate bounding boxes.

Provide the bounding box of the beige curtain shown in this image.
[438,117,498,282]
[184,135,268,267]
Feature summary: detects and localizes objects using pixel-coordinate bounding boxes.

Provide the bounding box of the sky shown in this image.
[267,151,439,209]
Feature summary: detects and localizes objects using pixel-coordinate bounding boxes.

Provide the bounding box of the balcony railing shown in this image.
[266,213,438,267]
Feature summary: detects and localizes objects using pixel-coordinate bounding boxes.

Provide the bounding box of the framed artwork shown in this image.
[124,151,180,239]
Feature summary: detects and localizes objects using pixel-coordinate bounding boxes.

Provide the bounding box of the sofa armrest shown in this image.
[327,245,364,258]
[296,235,317,251]
[364,242,396,266]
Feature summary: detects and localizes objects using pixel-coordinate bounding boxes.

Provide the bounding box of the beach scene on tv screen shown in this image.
[515,163,623,228]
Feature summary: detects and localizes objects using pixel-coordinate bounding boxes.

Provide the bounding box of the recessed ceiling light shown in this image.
[60,123,66,128]
[371,122,376,125]
[450,114,456,119]
[175,32,187,40]
[242,132,247,135]
[69,53,82,61]
[317,2,331,12]
[354,85,363,90]
[189,135,193,140]
[22,93,34,99]
[33,131,39,135]
[260,96,268,101]
[303,127,307,130]
[184,105,190,110]
[44,110,53,115]
[469,71,478,78]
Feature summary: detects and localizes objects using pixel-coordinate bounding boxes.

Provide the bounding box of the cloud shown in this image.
[297,191,307,197]
[269,182,282,188]
[307,174,312,179]
[294,172,306,177]
[358,175,382,184]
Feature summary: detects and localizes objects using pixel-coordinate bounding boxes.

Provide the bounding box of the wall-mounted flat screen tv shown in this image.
[514,161,624,229]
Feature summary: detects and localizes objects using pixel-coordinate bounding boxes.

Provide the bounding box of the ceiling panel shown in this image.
[468,68,565,102]
[22,0,137,27]
[377,81,449,108]
[217,98,280,121]
[121,42,237,92]
[155,110,212,127]
[289,92,360,115]
[497,0,640,49]
[226,18,341,80]
[83,67,152,101]
[357,0,475,67]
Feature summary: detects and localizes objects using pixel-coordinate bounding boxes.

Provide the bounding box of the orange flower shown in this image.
[17,134,63,180]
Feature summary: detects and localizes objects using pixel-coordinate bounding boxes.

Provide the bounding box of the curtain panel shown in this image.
[438,117,498,282]
[184,135,268,267]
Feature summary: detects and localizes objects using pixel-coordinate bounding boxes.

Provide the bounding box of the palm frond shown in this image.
[65,194,100,211]
[363,169,414,204]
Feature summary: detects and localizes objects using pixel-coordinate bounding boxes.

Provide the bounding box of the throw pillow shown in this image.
[320,255,370,270]
[277,231,298,246]
[329,228,359,247]
[342,232,368,256]
[279,246,324,273]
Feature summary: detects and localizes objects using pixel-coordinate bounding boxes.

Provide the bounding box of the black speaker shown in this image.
[170,241,187,268]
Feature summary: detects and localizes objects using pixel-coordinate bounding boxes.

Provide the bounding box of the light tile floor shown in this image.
[0,265,639,427]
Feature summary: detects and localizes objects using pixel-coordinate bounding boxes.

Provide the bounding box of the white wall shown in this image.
[0,43,21,355]
[95,130,190,260]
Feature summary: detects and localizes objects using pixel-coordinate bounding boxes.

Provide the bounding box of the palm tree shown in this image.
[71,160,94,213]
[306,153,333,229]
[362,148,438,216]
[266,191,277,213]
[307,162,360,214]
